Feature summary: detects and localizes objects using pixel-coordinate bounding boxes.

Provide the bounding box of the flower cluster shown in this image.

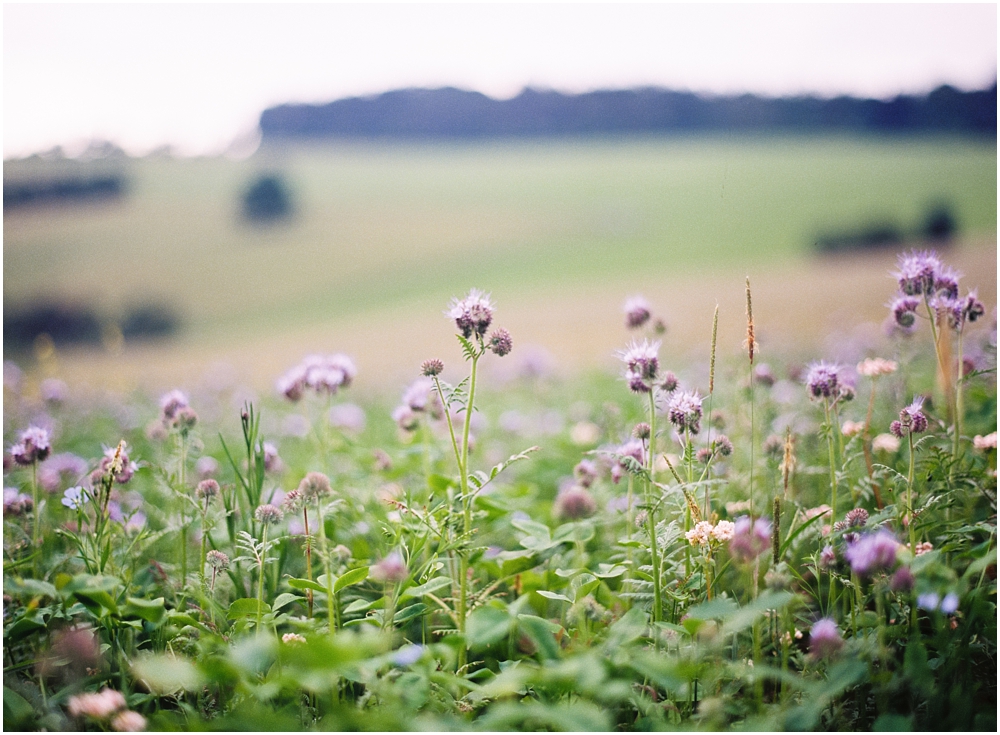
[804,361,853,402]
[276,354,357,402]
[553,485,597,520]
[890,396,929,437]
[447,288,494,339]
[843,530,900,576]
[619,339,660,393]
[857,357,898,378]
[91,443,137,486]
[392,377,443,432]
[159,390,198,433]
[667,389,703,434]
[809,618,844,659]
[610,438,646,484]
[10,426,51,466]
[888,250,985,332]
[4,487,33,517]
[685,519,736,547]
[66,688,146,731]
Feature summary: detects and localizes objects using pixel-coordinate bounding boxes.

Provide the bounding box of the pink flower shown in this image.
[809,618,844,658]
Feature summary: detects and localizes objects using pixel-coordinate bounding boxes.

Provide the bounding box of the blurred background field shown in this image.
[4,135,996,397]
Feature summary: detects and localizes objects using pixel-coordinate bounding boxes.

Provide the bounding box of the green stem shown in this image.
[954,327,965,460]
[907,433,916,552]
[749,359,755,518]
[647,389,662,624]
[825,399,838,611]
[457,353,479,671]
[304,508,314,618]
[31,463,40,571]
[316,497,336,634]
[199,505,208,590]
[256,526,268,634]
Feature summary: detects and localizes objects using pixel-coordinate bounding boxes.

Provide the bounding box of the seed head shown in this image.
[488,328,513,357]
[254,503,283,525]
[845,508,869,527]
[421,358,444,377]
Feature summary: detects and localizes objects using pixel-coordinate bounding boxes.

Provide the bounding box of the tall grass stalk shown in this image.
[746,278,756,517]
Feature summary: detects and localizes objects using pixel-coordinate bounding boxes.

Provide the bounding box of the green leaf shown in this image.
[719,591,795,637]
[4,578,58,600]
[574,579,601,602]
[517,614,561,660]
[872,714,914,731]
[3,686,34,728]
[73,589,119,616]
[124,597,165,624]
[4,615,46,641]
[334,566,369,593]
[594,564,627,579]
[228,598,269,619]
[780,509,829,556]
[536,590,572,604]
[271,593,300,612]
[466,605,513,649]
[904,640,933,693]
[393,603,430,625]
[132,653,204,694]
[400,576,452,601]
[456,334,477,361]
[511,518,551,539]
[287,577,326,593]
[343,597,380,615]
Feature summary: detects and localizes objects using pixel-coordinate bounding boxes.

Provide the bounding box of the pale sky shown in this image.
[4,3,997,158]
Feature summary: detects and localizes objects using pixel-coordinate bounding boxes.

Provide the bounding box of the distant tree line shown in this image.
[3,174,126,209]
[259,83,997,140]
[3,301,179,350]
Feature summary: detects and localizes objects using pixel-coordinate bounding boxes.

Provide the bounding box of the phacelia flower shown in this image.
[632,422,651,440]
[619,339,660,384]
[159,390,189,422]
[843,530,900,576]
[488,328,513,357]
[370,551,409,584]
[659,371,679,392]
[623,296,652,329]
[713,435,734,457]
[554,486,597,520]
[254,504,283,525]
[421,358,444,377]
[206,550,230,570]
[889,296,920,329]
[611,439,647,483]
[281,488,304,514]
[447,288,494,339]
[38,453,89,492]
[62,486,89,510]
[962,290,986,323]
[3,487,32,517]
[11,426,52,466]
[696,447,713,464]
[804,361,841,400]
[809,618,844,659]
[95,443,137,485]
[892,397,928,437]
[277,354,356,401]
[667,389,703,434]
[299,471,331,502]
[195,479,219,502]
[573,459,598,488]
[893,250,941,296]
[729,516,771,562]
[857,357,898,377]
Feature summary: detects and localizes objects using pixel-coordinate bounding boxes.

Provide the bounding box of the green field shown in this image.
[3,135,996,391]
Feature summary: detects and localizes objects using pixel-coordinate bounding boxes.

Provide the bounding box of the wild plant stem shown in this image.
[907,433,916,552]
[954,327,965,462]
[31,463,40,573]
[316,497,336,634]
[457,353,480,670]
[256,526,268,634]
[304,507,314,618]
[646,389,662,624]
[824,398,838,611]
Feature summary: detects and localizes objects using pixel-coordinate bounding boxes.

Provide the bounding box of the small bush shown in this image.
[241,174,293,223]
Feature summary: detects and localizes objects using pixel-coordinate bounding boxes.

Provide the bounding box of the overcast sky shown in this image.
[4,3,997,158]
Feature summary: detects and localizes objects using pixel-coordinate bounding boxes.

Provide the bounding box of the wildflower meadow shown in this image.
[3,248,996,731]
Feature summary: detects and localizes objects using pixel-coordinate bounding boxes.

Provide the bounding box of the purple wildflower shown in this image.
[819,545,837,569]
[843,530,900,576]
[254,504,283,525]
[659,371,678,392]
[890,566,915,592]
[804,361,841,400]
[195,479,220,503]
[809,618,844,658]
[893,250,941,296]
[370,552,409,584]
[623,296,652,329]
[206,549,230,570]
[917,592,940,611]
[933,265,961,299]
[159,390,189,422]
[62,486,89,510]
[939,592,959,614]
[893,397,928,437]
[889,296,920,329]
[553,485,597,520]
[3,488,33,517]
[667,389,703,434]
[729,516,771,562]
[298,471,331,502]
[489,328,513,357]
[446,289,494,339]
[573,459,599,488]
[263,442,283,474]
[421,358,444,377]
[713,434,734,457]
[11,426,52,466]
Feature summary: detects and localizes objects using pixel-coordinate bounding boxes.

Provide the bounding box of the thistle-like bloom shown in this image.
[195,479,219,502]
[159,390,189,422]
[933,265,961,299]
[11,426,52,466]
[573,459,598,488]
[488,328,513,357]
[843,530,900,576]
[891,396,928,437]
[962,290,986,323]
[421,358,444,377]
[667,389,703,434]
[4,488,33,517]
[809,618,844,659]
[206,549,230,570]
[298,471,332,502]
[62,486,89,510]
[659,371,678,392]
[632,422,651,440]
[277,354,356,401]
[254,503,283,525]
[804,361,841,400]
[623,296,652,329]
[893,250,942,296]
[401,377,435,413]
[554,486,597,520]
[447,288,494,339]
[619,339,660,384]
[844,508,869,527]
[889,296,920,329]
[713,435,734,457]
[857,357,898,377]
[370,551,409,584]
[729,516,771,562]
[95,444,137,485]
